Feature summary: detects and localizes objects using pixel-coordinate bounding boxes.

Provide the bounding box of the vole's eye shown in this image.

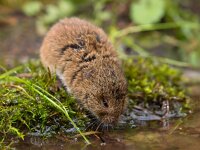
[69,44,82,50]
[96,34,100,43]
[101,99,109,108]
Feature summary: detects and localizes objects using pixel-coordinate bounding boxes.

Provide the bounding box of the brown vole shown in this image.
[40,17,127,126]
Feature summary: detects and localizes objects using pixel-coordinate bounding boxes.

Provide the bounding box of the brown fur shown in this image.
[40,18,127,125]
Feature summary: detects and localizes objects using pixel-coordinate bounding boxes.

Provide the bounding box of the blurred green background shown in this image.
[0,0,200,68]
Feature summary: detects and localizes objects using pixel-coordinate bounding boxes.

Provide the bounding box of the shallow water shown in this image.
[9,97,199,150]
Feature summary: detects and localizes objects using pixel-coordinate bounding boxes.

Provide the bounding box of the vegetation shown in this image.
[123,57,190,115]
[1,0,199,67]
[124,57,186,103]
[19,0,200,67]
[0,57,188,145]
[0,61,90,144]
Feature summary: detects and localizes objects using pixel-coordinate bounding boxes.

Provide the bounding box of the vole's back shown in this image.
[40,17,119,92]
[40,18,114,68]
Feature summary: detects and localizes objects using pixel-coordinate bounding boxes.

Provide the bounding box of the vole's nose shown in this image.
[98,112,108,117]
[103,116,118,125]
[98,111,118,125]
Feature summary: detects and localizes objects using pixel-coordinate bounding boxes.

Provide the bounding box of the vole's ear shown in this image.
[76,38,85,47]
[95,34,101,43]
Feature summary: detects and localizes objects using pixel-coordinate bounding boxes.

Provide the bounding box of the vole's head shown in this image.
[87,86,127,126]
[78,58,128,127]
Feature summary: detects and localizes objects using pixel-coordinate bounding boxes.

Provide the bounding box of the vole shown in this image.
[40,17,127,127]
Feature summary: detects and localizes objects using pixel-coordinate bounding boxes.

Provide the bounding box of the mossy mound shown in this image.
[124,57,187,104]
[0,57,189,144]
[122,57,189,125]
[0,61,89,141]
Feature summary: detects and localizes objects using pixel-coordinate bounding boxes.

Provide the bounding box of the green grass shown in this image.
[0,58,188,146]
[0,60,90,144]
[2,76,90,144]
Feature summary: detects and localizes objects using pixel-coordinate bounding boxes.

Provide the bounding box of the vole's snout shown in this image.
[97,99,122,125]
[98,112,118,125]
[103,116,117,125]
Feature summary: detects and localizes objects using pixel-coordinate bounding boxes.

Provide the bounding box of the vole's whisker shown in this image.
[84,111,97,120]
[102,125,106,132]
[106,124,109,131]
[86,120,97,130]
[96,121,103,131]
[89,120,99,130]
[91,122,99,130]
[84,114,96,120]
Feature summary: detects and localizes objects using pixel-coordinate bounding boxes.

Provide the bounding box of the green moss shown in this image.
[0,57,189,144]
[123,57,188,109]
[0,60,89,143]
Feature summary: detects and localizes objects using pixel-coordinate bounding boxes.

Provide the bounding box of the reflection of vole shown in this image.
[40,18,127,126]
